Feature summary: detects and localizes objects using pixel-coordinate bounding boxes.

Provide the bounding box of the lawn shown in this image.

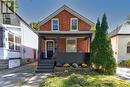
[39,71,130,87]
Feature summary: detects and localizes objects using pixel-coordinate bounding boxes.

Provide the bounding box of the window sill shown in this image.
[70,30,78,31]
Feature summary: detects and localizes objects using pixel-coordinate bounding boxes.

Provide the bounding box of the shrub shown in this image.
[63,63,70,67]
[56,62,62,67]
[119,59,130,67]
[72,63,79,68]
[67,74,88,86]
[81,64,88,68]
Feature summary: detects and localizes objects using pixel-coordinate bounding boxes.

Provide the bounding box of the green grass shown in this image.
[39,72,130,87]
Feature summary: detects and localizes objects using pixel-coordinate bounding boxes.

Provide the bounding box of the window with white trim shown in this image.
[52,19,59,31]
[71,18,78,31]
[15,36,21,51]
[8,33,21,51]
[66,38,77,52]
[8,33,14,50]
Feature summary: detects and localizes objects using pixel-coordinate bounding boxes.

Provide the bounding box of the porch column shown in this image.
[88,37,91,53]
[55,36,60,58]
[88,38,90,52]
[38,36,41,61]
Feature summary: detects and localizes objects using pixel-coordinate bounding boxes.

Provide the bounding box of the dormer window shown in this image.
[71,18,78,31]
[51,18,59,31]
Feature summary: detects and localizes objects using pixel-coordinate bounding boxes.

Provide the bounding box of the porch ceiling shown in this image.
[37,31,93,37]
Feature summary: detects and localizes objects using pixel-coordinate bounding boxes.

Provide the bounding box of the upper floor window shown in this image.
[127,42,130,53]
[51,18,59,31]
[71,18,78,31]
[3,14,11,24]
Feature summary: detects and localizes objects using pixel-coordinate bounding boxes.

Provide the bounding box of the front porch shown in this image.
[38,31,92,65]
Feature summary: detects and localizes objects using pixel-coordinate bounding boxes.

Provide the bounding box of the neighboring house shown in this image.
[37,5,94,72]
[110,21,130,64]
[0,1,38,70]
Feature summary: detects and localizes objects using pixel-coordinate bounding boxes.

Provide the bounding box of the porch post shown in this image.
[88,38,90,52]
[55,36,60,58]
[88,35,92,53]
[38,36,41,62]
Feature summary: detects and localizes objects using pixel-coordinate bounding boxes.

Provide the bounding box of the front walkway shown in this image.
[117,67,130,80]
[0,62,50,87]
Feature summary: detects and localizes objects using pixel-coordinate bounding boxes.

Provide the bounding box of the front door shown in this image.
[45,40,54,58]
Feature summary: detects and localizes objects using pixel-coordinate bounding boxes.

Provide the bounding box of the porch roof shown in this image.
[37,31,93,37]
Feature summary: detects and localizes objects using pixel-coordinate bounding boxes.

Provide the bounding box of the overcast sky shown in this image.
[18,0,130,31]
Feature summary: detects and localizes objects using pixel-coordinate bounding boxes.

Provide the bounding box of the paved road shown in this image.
[117,67,130,80]
[0,63,50,87]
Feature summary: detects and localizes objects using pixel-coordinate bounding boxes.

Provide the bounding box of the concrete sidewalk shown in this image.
[117,67,130,80]
[0,63,50,87]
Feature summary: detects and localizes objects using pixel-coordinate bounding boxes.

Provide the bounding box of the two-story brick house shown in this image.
[37,5,95,72]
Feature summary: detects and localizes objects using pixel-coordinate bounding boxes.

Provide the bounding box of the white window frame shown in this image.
[8,32,21,51]
[66,37,77,52]
[15,36,21,51]
[51,18,59,31]
[70,18,78,31]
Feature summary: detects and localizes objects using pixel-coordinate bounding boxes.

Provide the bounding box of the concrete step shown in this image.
[38,63,54,66]
[39,60,55,63]
[37,65,54,69]
[36,69,53,73]
[0,60,8,64]
[36,59,55,73]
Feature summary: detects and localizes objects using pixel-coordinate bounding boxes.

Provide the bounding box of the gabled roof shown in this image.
[110,22,130,37]
[39,5,95,26]
[109,25,122,37]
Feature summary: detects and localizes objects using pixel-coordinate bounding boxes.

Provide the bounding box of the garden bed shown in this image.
[119,59,130,68]
[54,67,90,72]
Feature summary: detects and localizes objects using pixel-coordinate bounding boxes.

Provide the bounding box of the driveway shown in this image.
[0,63,50,87]
[117,67,130,80]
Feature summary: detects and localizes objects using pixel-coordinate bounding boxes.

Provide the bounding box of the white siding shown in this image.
[117,35,130,63]
[111,36,118,63]
[20,21,38,59]
[0,48,4,59]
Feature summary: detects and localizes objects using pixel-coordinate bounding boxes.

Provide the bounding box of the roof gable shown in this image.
[110,23,130,37]
[39,5,94,26]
